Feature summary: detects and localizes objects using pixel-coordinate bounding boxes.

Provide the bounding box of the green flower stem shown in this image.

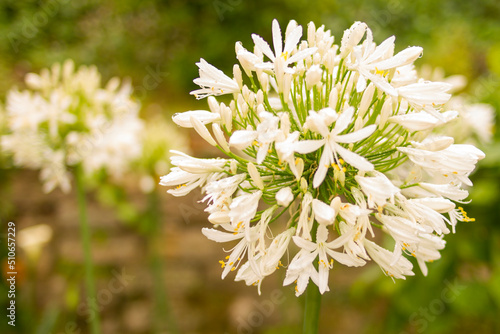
[75,165,101,334]
[146,190,179,334]
[303,282,322,334]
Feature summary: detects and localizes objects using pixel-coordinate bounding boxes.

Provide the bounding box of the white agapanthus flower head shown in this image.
[161,19,485,296]
[1,59,144,193]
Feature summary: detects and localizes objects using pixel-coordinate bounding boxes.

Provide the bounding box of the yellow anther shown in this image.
[231,267,236,271]
[226,255,230,260]
[219,260,225,268]
[229,262,234,266]
[338,159,344,165]
[444,174,448,177]
[458,207,476,222]
[253,140,260,146]
[375,67,388,77]
[268,148,272,153]
[342,167,346,173]
[295,158,300,165]
[452,171,458,175]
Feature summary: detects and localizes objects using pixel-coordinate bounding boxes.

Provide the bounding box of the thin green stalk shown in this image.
[75,165,101,334]
[303,282,322,334]
[147,190,179,334]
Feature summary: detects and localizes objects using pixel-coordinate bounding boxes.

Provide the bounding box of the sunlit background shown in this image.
[0,1,499,333]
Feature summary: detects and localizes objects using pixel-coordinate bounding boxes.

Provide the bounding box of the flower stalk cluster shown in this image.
[161,20,484,296]
[1,60,144,193]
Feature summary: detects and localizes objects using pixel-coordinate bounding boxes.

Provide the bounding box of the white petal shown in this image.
[286,47,318,65]
[313,147,331,188]
[334,143,374,171]
[252,34,275,61]
[212,123,230,151]
[202,228,242,243]
[336,124,376,143]
[276,187,294,207]
[284,25,302,54]
[272,19,283,58]
[312,199,336,225]
[292,236,317,252]
[374,46,423,71]
[293,139,325,154]
[334,106,355,134]
[247,162,264,190]
[172,110,220,128]
[191,116,217,146]
[229,130,258,149]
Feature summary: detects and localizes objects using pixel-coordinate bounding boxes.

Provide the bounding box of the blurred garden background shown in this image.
[0,0,499,333]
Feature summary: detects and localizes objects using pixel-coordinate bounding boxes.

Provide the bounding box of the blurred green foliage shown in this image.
[0,0,499,333]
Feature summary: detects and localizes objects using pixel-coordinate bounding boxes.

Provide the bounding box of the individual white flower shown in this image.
[348,30,423,94]
[355,171,400,209]
[202,223,259,279]
[190,58,240,99]
[172,110,220,128]
[312,199,336,225]
[286,224,365,295]
[235,227,295,295]
[252,19,318,86]
[389,110,458,132]
[296,106,376,188]
[398,81,453,120]
[364,240,415,280]
[229,111,281,163]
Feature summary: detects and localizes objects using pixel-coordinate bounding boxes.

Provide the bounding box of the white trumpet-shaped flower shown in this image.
[191,58,241,99]
[296,106,376,188]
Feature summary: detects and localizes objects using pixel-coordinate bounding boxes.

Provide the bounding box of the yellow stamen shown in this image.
[458,207,476,222]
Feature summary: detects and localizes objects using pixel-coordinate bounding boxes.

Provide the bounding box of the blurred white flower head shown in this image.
[161,19,485,295]
[1,60,144,193]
